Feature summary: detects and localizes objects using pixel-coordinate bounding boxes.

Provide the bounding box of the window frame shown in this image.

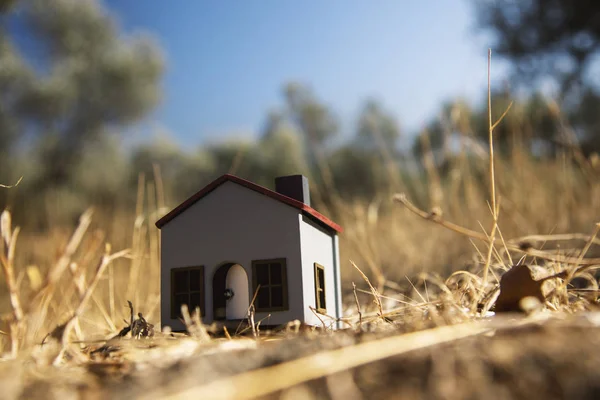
[314,263,327,314]
[251,258,289,312]
[171,266,205,319]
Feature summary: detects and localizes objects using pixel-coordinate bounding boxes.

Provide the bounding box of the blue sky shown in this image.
[103,1,507,147]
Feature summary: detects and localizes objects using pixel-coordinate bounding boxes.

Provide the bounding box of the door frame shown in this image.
[212,261,249,321]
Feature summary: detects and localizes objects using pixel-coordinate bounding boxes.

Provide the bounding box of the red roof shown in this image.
[155,174,343,233]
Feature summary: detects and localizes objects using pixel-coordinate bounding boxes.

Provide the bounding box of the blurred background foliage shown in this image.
[0,0,599,237]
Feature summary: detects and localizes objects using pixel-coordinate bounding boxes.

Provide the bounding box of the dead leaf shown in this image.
[494,265,545,313]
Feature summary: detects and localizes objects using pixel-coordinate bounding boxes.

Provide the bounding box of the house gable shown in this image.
[155,174,342,234]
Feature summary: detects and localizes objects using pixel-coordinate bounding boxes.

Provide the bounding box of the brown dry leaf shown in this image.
[494,264,545,313]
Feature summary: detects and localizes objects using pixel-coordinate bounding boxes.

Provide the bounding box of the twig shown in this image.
[34,209,94,315]
[181,304,208,341]
[352,282,362,330]
[354,287,414,306]
[577,223,600,263]
[0,211,23,358]
[351,260,384,319]
[248,306,257,339]
[0,176,22,189]
[394,193,489,241]
[76,248,130,319]
[482,49,498,289]
[308,307,348,330]
[52,247,130,365]
[236,314,273,336]
[496,224,514,266]
[491,102,513,131]
[406,276,426,303]
[0,226,23,322]
[50,209,94,285]
[236,284,261,336]
[308,306,327,330]
[223,326,232,340]
[508,233,600,247]
[392,193,600,265]
[560,223,600,290]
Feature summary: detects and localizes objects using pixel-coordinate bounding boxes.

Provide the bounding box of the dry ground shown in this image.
[2,312,600,400]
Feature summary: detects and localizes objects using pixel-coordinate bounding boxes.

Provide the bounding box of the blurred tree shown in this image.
[71,135,127,203]
[204,139,272,186]
[0,19,33,184]
[411,99,473,163]
[129,135,218,204]
[569,88,600,153]
[0,0,16,13]
[2,0,164,187]
[261,110,287,141]
[413,93,564,164]
[283,82,338,188]
[472,92,567,157]
[259,112,307,178]
[474,0,600,154]
[283,82,338,148]
[355,99,401,151]
[329,145,389,200]
[474,0,600,96]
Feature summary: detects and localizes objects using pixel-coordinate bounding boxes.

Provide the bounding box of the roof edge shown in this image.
[155,174,343,233]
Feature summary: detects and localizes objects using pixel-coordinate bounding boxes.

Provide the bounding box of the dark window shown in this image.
[252,258,288,312]
[189,269,201,291]
[314,263,326,313]
[171,266,205,319]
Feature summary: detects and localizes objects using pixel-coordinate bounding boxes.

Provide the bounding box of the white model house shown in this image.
[155,174,343,332]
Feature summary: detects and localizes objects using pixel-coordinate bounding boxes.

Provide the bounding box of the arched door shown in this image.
[225,264,249,319]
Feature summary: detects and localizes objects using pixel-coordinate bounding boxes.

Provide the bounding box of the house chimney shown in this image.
[275,175,310,206]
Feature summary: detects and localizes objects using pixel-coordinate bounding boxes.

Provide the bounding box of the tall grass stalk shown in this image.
[481,49,499,289]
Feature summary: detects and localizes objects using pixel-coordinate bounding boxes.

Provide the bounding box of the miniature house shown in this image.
[155,174,343,332]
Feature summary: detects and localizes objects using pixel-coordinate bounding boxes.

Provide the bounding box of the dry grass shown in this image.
[1,57,600,398]
[0,171,166,357]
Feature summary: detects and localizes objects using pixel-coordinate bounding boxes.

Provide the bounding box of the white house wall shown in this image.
[333,234,342,329]
[160,180,303,331]
[298,215,340,327]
